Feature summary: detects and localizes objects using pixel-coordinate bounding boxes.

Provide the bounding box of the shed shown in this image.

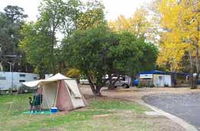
[139,70,172,87]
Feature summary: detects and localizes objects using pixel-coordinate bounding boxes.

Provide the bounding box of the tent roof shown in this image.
[43,73,71,82]
[23,73,72,87]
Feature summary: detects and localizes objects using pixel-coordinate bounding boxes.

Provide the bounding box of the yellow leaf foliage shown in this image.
[108,8,151,38]
[66,68,80,78]
[157,0,200,71]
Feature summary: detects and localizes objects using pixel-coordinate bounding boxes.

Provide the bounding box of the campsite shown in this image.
[1,73,200,130]
[1,0,200,130]
[0,84,188,131]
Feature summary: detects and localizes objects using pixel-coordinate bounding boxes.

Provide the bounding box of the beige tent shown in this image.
[23,73,87,111]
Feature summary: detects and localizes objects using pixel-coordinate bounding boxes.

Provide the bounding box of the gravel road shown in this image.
[143,93,200,130]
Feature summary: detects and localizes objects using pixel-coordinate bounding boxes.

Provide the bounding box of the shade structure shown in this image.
[23,73,87,111]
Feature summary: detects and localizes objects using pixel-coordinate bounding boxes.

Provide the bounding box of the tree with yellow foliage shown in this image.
[156,0,200,88]
[109,8,158,42]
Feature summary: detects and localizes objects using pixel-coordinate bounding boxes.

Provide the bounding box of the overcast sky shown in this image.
[0,0,152,21]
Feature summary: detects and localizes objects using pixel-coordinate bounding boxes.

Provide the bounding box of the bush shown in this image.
[137,83,144,88]
[66,68,80,79]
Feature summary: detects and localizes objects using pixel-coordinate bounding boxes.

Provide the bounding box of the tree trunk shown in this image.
[50,21,56,74]
[189,51,195,89]
[51,33,55,74]
[108,74,115,90]
[0,62,3,71]
[86,74,102,96]
[108,74,120,90]
[192,41,200,89]
[191,21,200,89]
[94,86,102,96]
[191,75,195,89]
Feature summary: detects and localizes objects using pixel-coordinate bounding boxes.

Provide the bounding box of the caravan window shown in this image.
[0,77,6,80]
[19,74,26,77]
[159,76,163,80]
[19,80,26,82]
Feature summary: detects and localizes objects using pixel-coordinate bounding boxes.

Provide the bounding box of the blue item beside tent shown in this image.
[51,107,58,113]
[133,79,139,86]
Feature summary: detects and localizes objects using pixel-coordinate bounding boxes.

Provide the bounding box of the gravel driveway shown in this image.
[143,93,200,130]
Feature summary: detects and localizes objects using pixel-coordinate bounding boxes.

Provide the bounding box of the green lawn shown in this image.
[0,94,152,131]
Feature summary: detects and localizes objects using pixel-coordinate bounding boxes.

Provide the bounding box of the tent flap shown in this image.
[65,80,82,98]
[23,80,41,87]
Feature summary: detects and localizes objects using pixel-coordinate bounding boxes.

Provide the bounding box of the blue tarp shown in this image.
[139,70,167,75]
[23,109,59,115]
[23,110,53,115]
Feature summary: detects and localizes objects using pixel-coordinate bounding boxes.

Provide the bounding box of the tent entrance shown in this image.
[41,82,58,109]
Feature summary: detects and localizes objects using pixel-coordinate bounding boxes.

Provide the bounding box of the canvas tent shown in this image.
[23,73,87,111]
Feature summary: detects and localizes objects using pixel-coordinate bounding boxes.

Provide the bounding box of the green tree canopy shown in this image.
[76,0,105,30]
[4,5,27,23]
[20,23,53,77]
[20,0,83,76]
[62,25,158,95]
[20,0,106,76]
[0,5,28,72]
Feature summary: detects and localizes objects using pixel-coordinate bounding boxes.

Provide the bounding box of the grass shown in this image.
[90,99,148,113]
[0,93,152,131]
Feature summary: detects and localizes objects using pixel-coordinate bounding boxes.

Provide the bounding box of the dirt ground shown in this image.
[80,85,200,131]
[81,85,200,100]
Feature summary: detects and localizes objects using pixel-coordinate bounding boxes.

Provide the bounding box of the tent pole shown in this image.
[54,81,60,107]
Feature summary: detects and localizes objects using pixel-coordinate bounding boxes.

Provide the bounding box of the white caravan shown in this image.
[0,72,39,90]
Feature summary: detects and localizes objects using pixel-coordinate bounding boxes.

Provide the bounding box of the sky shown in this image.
[0,0,152,21]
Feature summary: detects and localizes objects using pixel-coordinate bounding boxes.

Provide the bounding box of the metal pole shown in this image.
[7,62,13,89]
[11,63,15,90]
[11,65,13,88]
[10,63,11,72]
[11,70,13,89]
